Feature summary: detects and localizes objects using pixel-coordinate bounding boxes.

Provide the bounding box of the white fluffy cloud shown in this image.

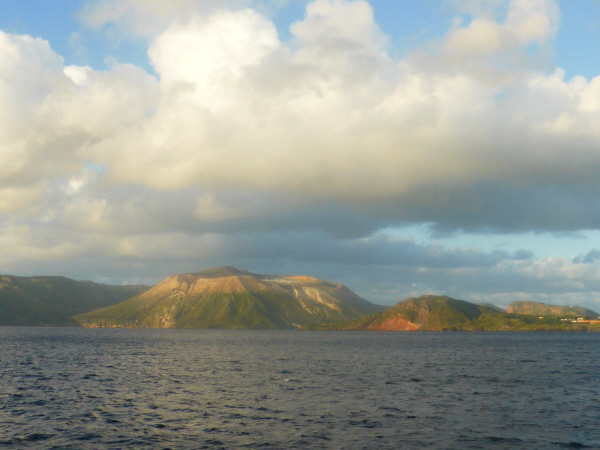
[3,0,600,308]
[5,0,595,204]
[75,0,599,206]
[446,0,558,55]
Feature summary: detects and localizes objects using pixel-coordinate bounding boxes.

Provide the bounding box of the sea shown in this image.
[1,328,599,449]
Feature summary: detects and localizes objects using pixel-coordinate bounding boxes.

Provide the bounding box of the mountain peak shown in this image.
[190,266,257,279]
[345,294,485,331]
[74,266,383,329]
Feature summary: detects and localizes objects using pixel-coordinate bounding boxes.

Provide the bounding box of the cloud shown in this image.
[291,0,386,49]
[0,187,44,213]
[0,32,65,185]
[148,8,280,107]
[6,0,597,234]
[452,0,559,49]
[80,0,208,37]
[74,0,600,237]
[3,0,600,309]
[79,0,294,38]
[573,249,600,265]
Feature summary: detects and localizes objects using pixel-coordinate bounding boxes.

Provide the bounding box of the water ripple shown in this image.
[1,328,599,449]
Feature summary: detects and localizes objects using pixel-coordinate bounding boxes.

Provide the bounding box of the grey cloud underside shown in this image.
[382,182,600,234]
[15,180,600,239]
[573,249,600,264]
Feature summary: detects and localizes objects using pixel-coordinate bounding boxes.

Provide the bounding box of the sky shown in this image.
[2,0,600,309]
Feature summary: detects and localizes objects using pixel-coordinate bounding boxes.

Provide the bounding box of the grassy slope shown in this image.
[341,296,490,331]
[74,289,378,329]
[74,267,383,330]
[315,295,600,332]
[475,302,506,313]
[469,313,600,331]
[508,300,599,317]
[0,276,149,326]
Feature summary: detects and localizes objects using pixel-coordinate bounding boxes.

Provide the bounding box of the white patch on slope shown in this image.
[293,287,342,312]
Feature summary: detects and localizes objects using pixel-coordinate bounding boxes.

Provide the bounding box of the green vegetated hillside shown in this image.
[475,302,506,313]
[5,266,599,331]
[74,266,384,329]
[0,275,150,326]
[341,295,496,331]
[507,300,599,317]
[321,295,600,332]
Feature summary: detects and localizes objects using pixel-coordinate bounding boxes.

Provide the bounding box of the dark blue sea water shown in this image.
[1,328,599,449]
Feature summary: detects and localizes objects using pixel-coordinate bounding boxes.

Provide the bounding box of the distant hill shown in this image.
[334,295,600,332]
[74,266,384,329]
[507,300,599,317]
[0,275,150,326]
[475,302,506,313]
[344,295,497,331]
